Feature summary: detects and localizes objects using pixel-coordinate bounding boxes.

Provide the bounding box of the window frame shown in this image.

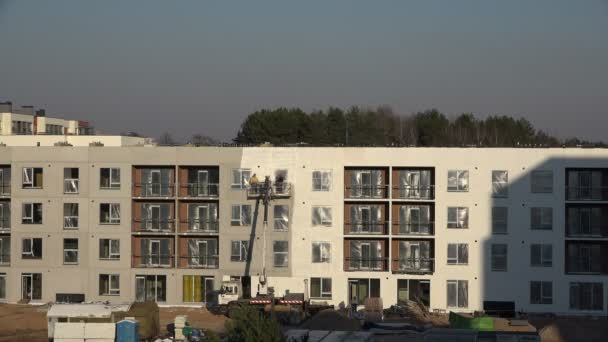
[312,170,332,191]
[312,241,331,263]
[491,206,508,234]
[63,203,79,229]
[21,238,42,259]
[99,203,121,225]
[447,170,469,192]
[312,206,333,227]
[231,168,251,189]
[491,170,508,197]
[310,277,332,299]
[531,207,553,230]
[447,280,468,308]
[530,281,552,305]
[530,243,552,267]
[447,243,468,265]
[99,239,120,260]
[231,204,251,226]
[447,207,468,229]
[99,274,120,296]
[63,238,79,265]
[273,240,289,268]
[22,167,43,189]
[491,243,508,272]
[22,202,42,224]
[99,167,121,190]
[273,205,289,231]
[531,170,553,193]
[230,240,249,262]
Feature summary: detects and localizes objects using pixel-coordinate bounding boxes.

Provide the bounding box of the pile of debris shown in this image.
[384,300,448,327]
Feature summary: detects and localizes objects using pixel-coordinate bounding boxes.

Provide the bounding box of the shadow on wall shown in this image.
[482,156,608,321]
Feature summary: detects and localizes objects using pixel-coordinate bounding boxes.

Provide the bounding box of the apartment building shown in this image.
[0,146,605,316]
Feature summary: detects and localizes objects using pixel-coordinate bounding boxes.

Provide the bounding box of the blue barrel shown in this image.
[116,319,139,342]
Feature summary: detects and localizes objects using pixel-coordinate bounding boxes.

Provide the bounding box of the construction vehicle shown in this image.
[214,176,332,322]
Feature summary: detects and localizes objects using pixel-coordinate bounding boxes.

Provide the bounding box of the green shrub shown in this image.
[225,306,283,342]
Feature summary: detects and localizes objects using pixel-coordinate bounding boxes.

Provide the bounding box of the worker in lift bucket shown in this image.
[249,173,260,193]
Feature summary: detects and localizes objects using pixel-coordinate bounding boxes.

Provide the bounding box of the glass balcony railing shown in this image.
[133,183,175,197]
[393,222,434,236]
[132,219,175,232]
[344,222,388,235]
[180,183,219,197]
[181,219,219,233]
[344,185,389,199]
[345,257,388,271]
[392,185,435,200]
[180,255,219,269]
[566,186,608,201]
[567,257,602,274]
[392,258,434,274]
[133,255,174,268]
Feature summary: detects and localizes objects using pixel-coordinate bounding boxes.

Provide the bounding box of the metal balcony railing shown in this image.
[180,183,219,197]
[133,183,175,197]
[392,185,435,200]
[567,257,602,274]
[180,219,219,233]
[344,257,388,271]
[566,225,604,238]
[393,222,435,236]
[344,222,388,235]
[344,185,389,199]
[392,258,435,274]
[179,255,219,269]
[132,219,175,233]
[566,186,608,201]
[63,179,79,194]
[132,255,174,268]
[63,216,79,229]
[0,183,10,196]
[247,183,292,197]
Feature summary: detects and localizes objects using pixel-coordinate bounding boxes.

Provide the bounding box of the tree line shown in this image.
[232,107,605,147]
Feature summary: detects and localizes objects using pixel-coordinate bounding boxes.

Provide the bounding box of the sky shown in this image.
[0,0,607,142]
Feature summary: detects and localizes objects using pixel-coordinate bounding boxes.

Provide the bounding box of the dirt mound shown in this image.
[300,309,361,331]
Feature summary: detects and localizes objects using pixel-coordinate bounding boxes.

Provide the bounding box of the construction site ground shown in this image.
[0,303,607,341]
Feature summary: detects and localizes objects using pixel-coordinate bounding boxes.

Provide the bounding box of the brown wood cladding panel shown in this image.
[179,202,189,232]
[343,239,350,271]
[132,168,142,196]
[344,169,350,198]
[132,203,141,231]
[131,237,141,267]
[391,239,399,271]
[178,237,188,268]
[178,167,188,197]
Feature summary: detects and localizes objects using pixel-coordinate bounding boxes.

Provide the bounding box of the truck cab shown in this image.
[218,281,240,305]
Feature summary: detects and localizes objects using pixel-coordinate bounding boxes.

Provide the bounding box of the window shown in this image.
[348,278,381,305]
[447,170,468,192]
[447,280,468,308]
[273,205,289,231]
[100,203,120,224]
[447,207,468,228]
[99,274,120,296]
[22,238,42,259]
[22,167,43,189]
[312,206,332,226]
[312,170,332,191]
[99,239,120,260]
[135,275,166,302]
[567,207,601,236]
[0,167,10,196]
[531,244,552,267]
[531,170,553,193]
[0,202,9,229]
[492,207,508,234]
[570,282,603,311]
[100,167,120,189]
[491,170,508,197]
[491,244,508,271]
[231,168,251,189]
[230,241,249,262]
[22,203,42,224]
[0,273,5,300]
[0,237,9,264]
[312,242,331,263]
[183,275,214,303]
[310,278,332,298]
[530,281,552,305]
[531,207,553,230]
[63,168,79,193]
[63,203,79,229]
[63,239,78,264]
[21,273,42,300]
[447,244,468,265]
[231,205,252,226]
[273,241,288,267]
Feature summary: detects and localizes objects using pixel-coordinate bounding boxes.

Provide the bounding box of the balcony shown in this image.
[566,257,602,275]
[179,183,219,198]
[132,183,175,198]
[392,185,435,200]
[132,255,174,268]
[344,185,389,199]
[180,219,219,234]
[246,182,292,198]
[344,257,388,271]
[344,168,388,199]
[392,222,435,236]
[392,258,434,274]
[178,255,219,269]
[64,179,79,194]
[566,187,608,201]
[344,222,388,235]
[132,219,175,233]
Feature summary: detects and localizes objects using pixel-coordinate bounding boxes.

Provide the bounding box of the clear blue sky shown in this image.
[1,0,607,141]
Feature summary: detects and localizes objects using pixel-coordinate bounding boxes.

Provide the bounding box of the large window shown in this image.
[63,239,78,264]
[231,205,252,226]
[447,207,468,229]
[531,244,552,267]
[567,207,601,236]
[312,207,332,226]
[273,205,289,231]
[492,207,508,234]
[531,170,553,193]
[100,168,120,189]
[491,244,508,272]
[0,237,9,264]
[570,282,603,311]
[531,207,553,230]
[63,168,79,194]
[100,203,121,224]
[447,243,468,265]
[312,242,331,263]
[273,241,288,267]
[0,202,10,229]
[310,278,332,298]
[231,169,251,189]
[99,274,120,296]
[447,170,468,192]
[135,275,166,302]
[22,238,42,259]
[183,275,214,303]
[230,240,249,262]
[530,281,552,305]
[99,239,120,260]
[348,278,380,305]
[491,170,508,197]
[22,203,42,224]
[63,203,79,229]
[312,170,332,191]
[22,167,43,189]
[447,280,468,308]
[21,273,42,300]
